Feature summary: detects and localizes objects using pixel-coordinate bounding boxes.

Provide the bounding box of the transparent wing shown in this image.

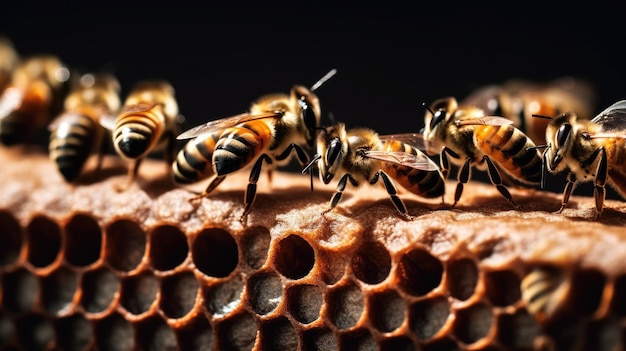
[120,102,157,114]
[455,116,514,127]
[378,133,427,151]
[591,100,626,131]
[176,111,282,140]
[587,132,626,139]
[364,150,440,171]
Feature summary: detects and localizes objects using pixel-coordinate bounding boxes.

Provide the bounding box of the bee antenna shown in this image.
[421,102,435,115]
[302,154,321,175]
[532,114,553,120]
[310,68,338,91]
[526,145,548,151]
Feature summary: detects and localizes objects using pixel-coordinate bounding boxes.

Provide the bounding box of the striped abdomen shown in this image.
[172,132,219,184]
[213,120,273,176]
[604,137,626,197]
[474,125,542,184]
[381,140,445,198]
[113,104,165,159]
[48,113,99,182]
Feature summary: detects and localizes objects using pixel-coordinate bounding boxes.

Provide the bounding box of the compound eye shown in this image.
[325,137,342,165]
[429,109,446,130]
[555,123,571,148]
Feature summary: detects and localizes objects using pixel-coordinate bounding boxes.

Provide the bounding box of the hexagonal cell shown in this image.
[119,271,158,316]
[583,317,623,351]
[192,228,238,278]
[0,210,23,268]
[452,302,494,346]
[247,271,283,316]
[93,312,135,351]
[317,248,349,286]
[326,282,364,330]
[54,313,93,351]
[409,295,450,341]
[80,266,119,315]
[300,327,337,351]
[104,219,146,272]
[338,328,376,351]
[241,225,271,270]
[610,273,626,316]
[274,234,315,280]
[351,240,391,285]
[175,315,214,351]
[496,309,539,350]
[368,289,406,333]
[421,337,460,351]
[259,317,298,350]
[566,268,606,317]
[379,336,418,351]
[445,257,478,301]
[484,269,521,307]
[26,215,62,269]
[286,283,322,325]
[159,270,199,320]
[148,224,188,272]
[543,314,587,351]
[40,265,79,315]
[64,213,102,267]
[215,311,257,351]
[203,275,244,318]
[1,268,38,313]
[15,313,54,351]
[136,315,178,351]
[0,310,16,347]
[397,248,443,296]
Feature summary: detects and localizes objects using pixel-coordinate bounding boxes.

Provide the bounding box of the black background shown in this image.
[2,2,625,136]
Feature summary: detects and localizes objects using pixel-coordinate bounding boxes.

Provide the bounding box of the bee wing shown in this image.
[99,113,117,131]
[455,116,515,127]
[176,111,283,140]
[587,132,626,139]
[0,87,23,120]
[48,112,84,131]
[121,102,158,114]
[378,133,427,151]
[591,100,626,131]
[364,150,440,171]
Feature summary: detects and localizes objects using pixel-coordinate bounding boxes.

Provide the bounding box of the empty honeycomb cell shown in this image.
[409,295,450,341]
[0,311,15,346]
[421,337,460,351]
[135,315,178,351]
[40,265,78,315]
[274,234,315,280]
[26,215,62,268]
[368,289,406,333]
[80,267,119,314]
[446,257,478,301]
[104,219,146,272]
[0,211,22,267]
[16,313,54,351]
[286,283,322,325]
[379,336,417,351]
[495,309,539,350]
[247,270,283,316]
[300,327,337,351]
[452,302,494,345]
[583,317,623,351]
[259,316,298,350]
[216,311,257,351]
[1,268,38,313]
[241,225,271,270]
[64,213,102,267]
[543,315,587,351]
[484,269,521,307]
[610,274,626,316]
[326,282,364,330]
[54,313,93,351]
[159,270,199,319]
[175,315,214,351]
[192,228,238,278]
[351,240,391,285]
[203,275,244,318]
[148,224,188,272]
[94,312,134,351]
[120,270,158,316]
[397,248,443,296]
[566,268,606,317]
[338,328,376,351]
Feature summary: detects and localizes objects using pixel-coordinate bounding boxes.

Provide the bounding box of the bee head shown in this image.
[421,97,457,155]
[315,123,347,184]
[540,112,575,173]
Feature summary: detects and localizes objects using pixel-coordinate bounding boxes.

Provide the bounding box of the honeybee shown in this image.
[302,123,445,220]
[521,266,570,323]
[48,73,121,182]
[0,36,19,93]
[0,54,70,145]
[461,77,596,145]
[100,80,180,190]
[421,97,543,209]
[172,69,337,222]
[534,99,626,219]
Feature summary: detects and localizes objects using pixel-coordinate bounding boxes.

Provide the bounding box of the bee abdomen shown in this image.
[172,133,218,184]
[49,116,97,181]
[213,123,271,176]
[113,118,157,159]
[400,169,446,198]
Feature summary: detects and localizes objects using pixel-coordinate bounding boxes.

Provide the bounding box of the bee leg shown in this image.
[372,171,414,220]
[240,154,273,222]
[276,143,310,164]
[593,147,607,219]
[483,156,522,210]
[164,130,176,175]
[190,176,226,202]
[557,173,576,213]
[440,146,459,181]
[116,158,142,192]
[452,156,472,207]
[323,173,358,216]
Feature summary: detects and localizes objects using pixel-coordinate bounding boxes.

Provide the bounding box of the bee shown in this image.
[302,123,445,220]
[172,69,337,222]
[421,97,543,209]
[48,73,121,182]
[0,54,70,145]
[521,266,570,323]
[100,80,181,190]
[533,99,626,219]
[461,77,596,145]
[0,36,19,93]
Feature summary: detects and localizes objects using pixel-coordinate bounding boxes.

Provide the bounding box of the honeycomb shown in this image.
[1,146,626,351]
